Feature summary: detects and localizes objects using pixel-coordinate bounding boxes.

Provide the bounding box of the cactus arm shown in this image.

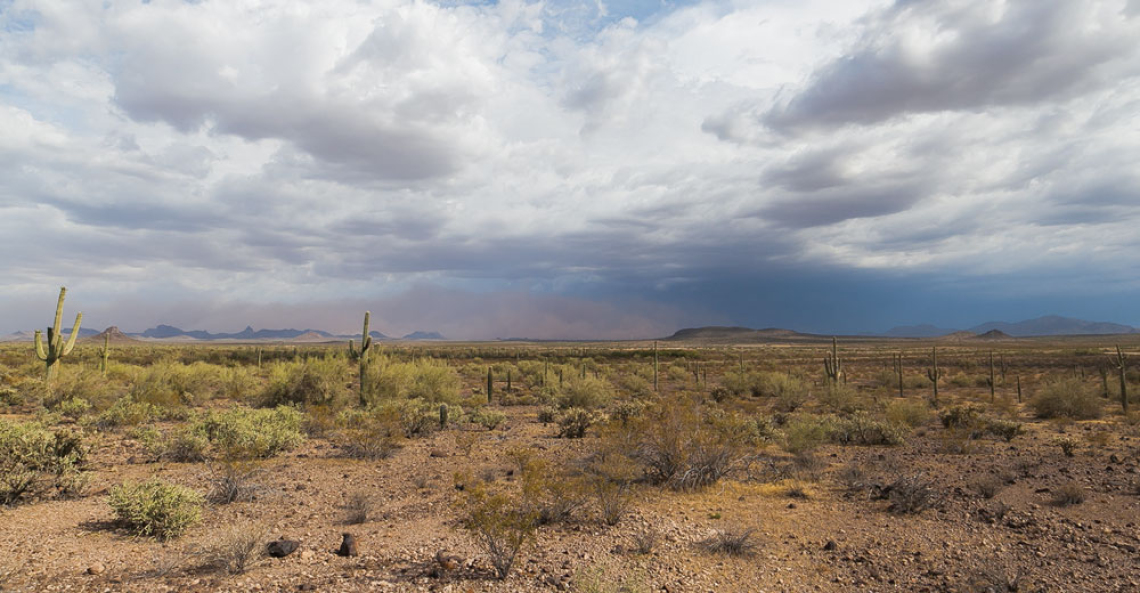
[51,287,66,348]
[34,330,47,360]
[62,312,82,356]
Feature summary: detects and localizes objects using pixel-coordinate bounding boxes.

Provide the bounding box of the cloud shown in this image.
[763,0,1140,131]
[1,0,1139,336]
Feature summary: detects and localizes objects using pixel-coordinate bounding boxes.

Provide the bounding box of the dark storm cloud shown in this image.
[764,1,1140,131]
[759,183,924,229]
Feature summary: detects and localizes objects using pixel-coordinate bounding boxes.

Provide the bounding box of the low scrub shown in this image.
[108,478,203,539]
[620,398,746,491]
[260,358,350,408]
[1031,379,1102,420]
[197,406,306,459]
[0,420,86,505]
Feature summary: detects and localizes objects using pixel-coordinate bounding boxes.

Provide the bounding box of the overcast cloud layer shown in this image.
[2,0,1139,338]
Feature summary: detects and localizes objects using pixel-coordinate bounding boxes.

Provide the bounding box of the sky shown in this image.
[1,0,1139,339]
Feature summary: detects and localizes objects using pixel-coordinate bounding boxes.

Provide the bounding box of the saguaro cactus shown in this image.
[34,287,83,382]
[348,312,374,407]
[653,341,659,392]
[926,347,942,406]
[439,404,449,429]
[823,337,843,386]
[986,351,996,402]
[486,367,494,404]
[891,351,904,398]
[1112,344,1130,415]
[99,333,110,376]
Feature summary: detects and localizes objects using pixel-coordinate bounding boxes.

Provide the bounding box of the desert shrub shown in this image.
[971,474,1005,499]
[108,478,203,539]
[557,408,596,438]
[983,417,1025,442]
[372,399,438,438]
[556,377,613,410]
[196,406,305,459]
[161,426,210,462]
[1053,436,1079,457]
[964,566,1025,593]
[56,397,92,419]
[130,361,222,407]
[537,406,558,423]
[631,528,659,555]
[829,412,906,446]
[582,452,639,526]
[519,463,587,525]
[343,491,375,525]
[1052,482,1086,506]
[1031,379,1102,419]
[456,479,540,579]
[470,407,506,431]
[613,374,652,399]
[45,368,121,411]
[92,395,160,429]
[939,404,984,429]
[207,459,263,504]
[818,384,862,413]
[781,415,835,454]
[698,526,758,556]
[334,407,402,459]
[623,399,745,491]
[885,474,940,514]
[195,520,267,575]
[609,400,647,427]
[0,420,86,505]
[365,357,462,405]
[260,359,349,408]
[885,400,931,428]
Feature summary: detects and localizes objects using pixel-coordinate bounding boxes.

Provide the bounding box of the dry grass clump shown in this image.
[194,520,268,574]
[1052,482,1086,506]
[698,526,758,556]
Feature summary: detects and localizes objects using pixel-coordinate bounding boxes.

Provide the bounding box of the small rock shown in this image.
[337,533,358,557]
[823,540,837,551]
[299,550,314,560]
[267,539,300,558]
[86,563,105,575]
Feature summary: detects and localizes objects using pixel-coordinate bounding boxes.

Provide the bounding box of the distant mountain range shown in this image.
[1,324,446,342]
[883,316,1138,338]
[665,316,1139,343]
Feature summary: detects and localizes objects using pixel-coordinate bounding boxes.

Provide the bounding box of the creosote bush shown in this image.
[1030,378,1102,420]
[108,478,203,539]
[197,406,305,459]
[456,476,540,580]
[195,520,267,574]
[698,526,758,556]
[260,358,350,408]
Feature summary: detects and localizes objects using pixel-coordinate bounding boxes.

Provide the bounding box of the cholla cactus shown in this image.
[34,287,83,382]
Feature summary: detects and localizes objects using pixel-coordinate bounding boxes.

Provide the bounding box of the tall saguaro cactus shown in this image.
[99,333,110,376]
[1112,346,1128,414]
[653,341,659,392]
[986,351,996,402]
[34,287,83,382]
[891,351,904,398]
[823,337,843,386]
[926,346,942,407]
[348,312,374,407]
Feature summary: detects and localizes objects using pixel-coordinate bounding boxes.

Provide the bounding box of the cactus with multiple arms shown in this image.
[823,337,843,386]
[926,347,942,406]
[34,287,83,382]
[348,312,374,407]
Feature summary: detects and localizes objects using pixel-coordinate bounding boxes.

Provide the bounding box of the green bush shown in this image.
[829,412,906,446]
[556,377,613,410]
[260,359,349,407]
[781,415,834,454]
[91,395,160,429]
[196,406,305,459]
[1031,379,1102,419]
[108,478,203,539]
[885,400,931,428]
[470,407,506,430]
[334,407,403,459]
[0,420,86,504]
[556,408,596,438]
[939,404,984,429]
